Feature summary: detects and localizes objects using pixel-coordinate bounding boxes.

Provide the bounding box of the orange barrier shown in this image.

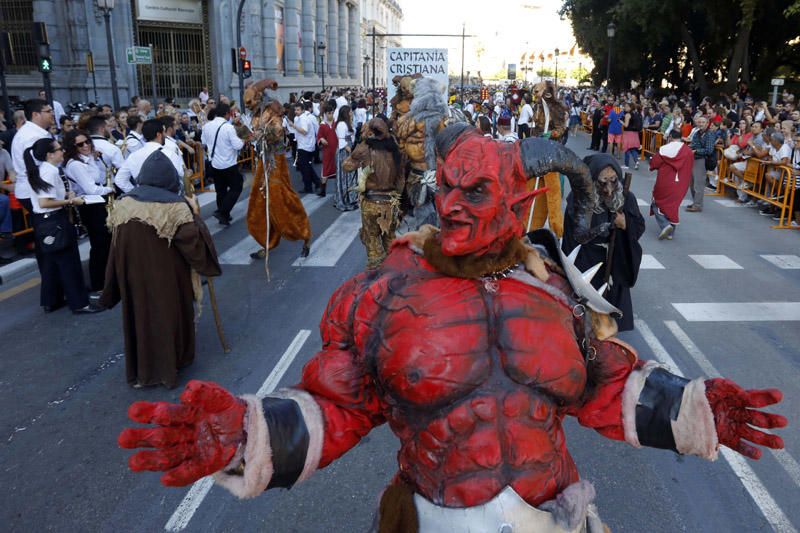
[579,111,592,134]
[716,155,797,229]
[1,182,34,238]
[640,129,663,160]
[180,142,255,194]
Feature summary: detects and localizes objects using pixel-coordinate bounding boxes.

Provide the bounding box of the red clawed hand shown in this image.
[118,380,247,486]
[705,378,788,460]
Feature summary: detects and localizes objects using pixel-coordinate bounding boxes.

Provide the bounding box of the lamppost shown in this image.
[363,55,370,87]
[318,41,326,92]
[606,22,616,88]
[96,0,120,110]
[554,48,560,89]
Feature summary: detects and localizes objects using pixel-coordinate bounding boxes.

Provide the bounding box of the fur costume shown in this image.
[243,80,311,256]
[531,81,568,141]
[389,74,421,124]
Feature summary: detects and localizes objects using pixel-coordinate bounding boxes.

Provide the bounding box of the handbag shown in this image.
[204,122,224,177]
[33,209,75,253]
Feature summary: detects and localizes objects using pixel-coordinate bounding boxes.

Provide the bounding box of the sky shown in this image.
[397,0,592,79]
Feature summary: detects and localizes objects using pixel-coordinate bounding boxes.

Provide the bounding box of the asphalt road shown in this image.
[0,132,798,533]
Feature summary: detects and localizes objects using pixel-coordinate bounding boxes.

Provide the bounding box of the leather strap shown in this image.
[262,397,309,489]
[635,368,689,451]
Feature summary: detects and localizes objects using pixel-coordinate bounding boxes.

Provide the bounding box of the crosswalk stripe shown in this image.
[292,211,361,267]
[714,198,747,208]
[219,194,330,265]
[760,254,800,269]
[689,254,743,270]
[640,254,665,269]
[672,302,800,321]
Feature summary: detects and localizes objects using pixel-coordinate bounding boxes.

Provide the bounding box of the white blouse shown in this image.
[64,155,112,196]
[30,162,66,214]
[335,122,352,150]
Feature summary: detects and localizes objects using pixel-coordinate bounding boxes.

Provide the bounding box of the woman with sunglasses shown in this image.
[63,130,113,292]
[24,137,101,314]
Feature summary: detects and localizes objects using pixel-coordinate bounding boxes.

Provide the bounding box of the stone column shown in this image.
[327,0,339,78]
[347,2,359,79]
[313,0,328,77]
[338,0,347,79]
[301,0,315,76]
[285,0,301,76]
[263,0,278,77]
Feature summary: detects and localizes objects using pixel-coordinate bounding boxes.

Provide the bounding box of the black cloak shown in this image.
[562,154,645,331]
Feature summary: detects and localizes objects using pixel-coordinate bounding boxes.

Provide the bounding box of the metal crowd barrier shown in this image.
[2,181,34,238]
[640,129,663,160]
[715,152,797,229]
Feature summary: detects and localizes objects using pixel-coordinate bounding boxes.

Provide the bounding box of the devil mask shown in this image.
[434,124,598,257]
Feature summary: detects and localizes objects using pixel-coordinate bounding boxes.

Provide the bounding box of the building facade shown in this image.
[0,0,361,107]
[360,0,402,89]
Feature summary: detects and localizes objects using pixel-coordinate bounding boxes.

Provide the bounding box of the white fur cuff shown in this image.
[671,379,719,460]
[213,395,274,499]
[621,361,661,448]
[271,388,324,482]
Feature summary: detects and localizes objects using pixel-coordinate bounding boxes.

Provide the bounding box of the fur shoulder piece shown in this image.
[107,197,194,243]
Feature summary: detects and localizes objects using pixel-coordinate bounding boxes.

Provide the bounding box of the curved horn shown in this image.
[518,138,598,244]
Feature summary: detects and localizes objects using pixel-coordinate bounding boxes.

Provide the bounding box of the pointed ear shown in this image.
[510,187,548,218]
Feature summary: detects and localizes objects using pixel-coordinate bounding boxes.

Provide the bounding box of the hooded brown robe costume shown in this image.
[100,151,221,388]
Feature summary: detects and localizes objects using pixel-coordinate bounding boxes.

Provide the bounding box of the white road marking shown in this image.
[292,210,361,267]
[665,320,800,490]
[689,254,743,270]
[197,191,216,208]
[635,319,796,532]
[714,198,748,208]
[761,255,800,270]
[219,194,329,265]
[640,254,666,269]
[672,302,800,322]
[164,329,312,532]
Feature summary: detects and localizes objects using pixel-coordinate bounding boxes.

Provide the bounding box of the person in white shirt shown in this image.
[125,115,146,155]
[517,96,533,139]
[333,91,349,121]
[23,137,100,314]
[159,115,187,179]
[11,99,54,213]
[63,130,113,291]
[115,119,184,194]
[85,115,125,174]
[201,103,245,224]
[38,90,66,128]
[293,102,322,194]
[199,87,210,105]
[496,115,519,143]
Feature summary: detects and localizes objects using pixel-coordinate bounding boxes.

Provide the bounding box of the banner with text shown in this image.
[386,48,448,115]
[136,0,203,24]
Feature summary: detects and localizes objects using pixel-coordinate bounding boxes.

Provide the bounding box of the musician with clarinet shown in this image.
[62,130,113,292]
[561,154,645,332]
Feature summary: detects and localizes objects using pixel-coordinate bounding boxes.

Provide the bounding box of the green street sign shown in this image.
[126,46,152,65]
[38,56,52,73]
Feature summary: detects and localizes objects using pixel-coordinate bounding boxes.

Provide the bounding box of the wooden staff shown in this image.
[602,171,633,295]
[183,172,231,353]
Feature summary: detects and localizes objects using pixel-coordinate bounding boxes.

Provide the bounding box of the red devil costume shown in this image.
[119,124,786,532]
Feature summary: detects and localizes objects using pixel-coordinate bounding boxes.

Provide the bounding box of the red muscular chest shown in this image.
[371,275,586,408]
[355,269,588,507]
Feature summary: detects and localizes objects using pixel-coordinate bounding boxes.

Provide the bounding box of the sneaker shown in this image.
[621,165,629,170]
[634,162,640,170]
[772,214,782,221]
[791,221,799,227]
[759,209,775,216]
[658,224,674,240]
[685,205,702,212]
[744,201,758,207]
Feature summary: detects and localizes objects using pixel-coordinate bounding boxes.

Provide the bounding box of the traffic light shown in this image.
[38,56,52,73]
[241,58,252,79]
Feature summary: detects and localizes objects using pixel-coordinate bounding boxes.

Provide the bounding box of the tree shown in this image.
[560,0,800,96]
[536,68,554,79]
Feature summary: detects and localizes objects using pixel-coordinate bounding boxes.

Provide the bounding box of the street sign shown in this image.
[126,46,152,65]
[771,78,785,86]
[86,52,94,73]
[239,46,247,60]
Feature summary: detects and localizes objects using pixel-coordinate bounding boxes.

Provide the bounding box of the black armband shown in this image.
[262,397,310,489]
[635,368,690,451]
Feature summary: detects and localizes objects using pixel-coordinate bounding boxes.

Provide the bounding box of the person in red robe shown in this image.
[649,130,694,240]
[316,103,338,196]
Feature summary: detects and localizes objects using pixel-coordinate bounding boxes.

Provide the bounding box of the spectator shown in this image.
[201,103,245,224]
[136,99,153,120]
[621,102,641,170]
[477,115,493,138]
[730,120,752,149]
[125,114,145,155]
[199,87,209,105]
[59,116,74,136]
[759,131,792,218]
[37,89,65,126]
[607,103,624,157]
[517,95,533,139]
[658,101,673,136]
[686,116,715,213]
